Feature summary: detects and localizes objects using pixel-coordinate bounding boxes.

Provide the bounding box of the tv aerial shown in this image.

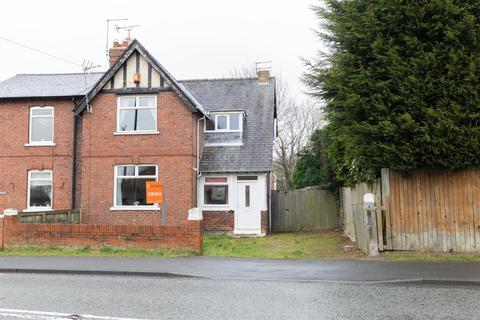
[115,24,141,39]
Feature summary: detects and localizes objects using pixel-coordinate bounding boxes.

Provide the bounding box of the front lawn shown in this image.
[203,230,362,260]
[0,246,196,258]
[0,230,361,260]
[383,251,480,262]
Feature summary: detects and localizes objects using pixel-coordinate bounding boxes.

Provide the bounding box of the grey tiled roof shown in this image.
[182,78,275,172]
[0,73,103,98]
[0,74,275,172]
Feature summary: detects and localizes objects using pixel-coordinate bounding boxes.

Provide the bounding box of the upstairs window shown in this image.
[117,96,157,133]
[27,170,52,210]
[205,113,242,132]
[29,106,54,145]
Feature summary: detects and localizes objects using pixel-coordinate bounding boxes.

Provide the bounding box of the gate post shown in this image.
[363,193,379,256]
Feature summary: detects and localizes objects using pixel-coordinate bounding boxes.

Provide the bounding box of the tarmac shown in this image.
[0,256,480,285]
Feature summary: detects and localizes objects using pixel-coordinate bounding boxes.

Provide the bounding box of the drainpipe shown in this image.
[196,114,207,206]
[71,99,79,209]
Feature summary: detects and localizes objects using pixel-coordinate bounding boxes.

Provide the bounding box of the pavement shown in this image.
[0,256,480,284]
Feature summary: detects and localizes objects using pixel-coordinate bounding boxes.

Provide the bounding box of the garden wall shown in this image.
[0,213,202,252]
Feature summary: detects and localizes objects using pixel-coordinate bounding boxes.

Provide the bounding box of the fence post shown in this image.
[363,193,379,256]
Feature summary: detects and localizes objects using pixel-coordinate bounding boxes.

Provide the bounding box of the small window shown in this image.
[28,170,52,210]
[204,177,228,205]
[114,164,158,208]
[237,176,258,181]
[205,113,242,132]
[117,96,157,133]
[30,106,54,145]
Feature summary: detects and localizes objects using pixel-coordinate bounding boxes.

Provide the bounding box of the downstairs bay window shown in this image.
[112,165,159,210]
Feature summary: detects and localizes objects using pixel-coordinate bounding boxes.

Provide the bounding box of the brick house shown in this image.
[0,39,276,236]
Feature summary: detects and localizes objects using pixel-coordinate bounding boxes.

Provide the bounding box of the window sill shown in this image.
[204,143,243,147]
[22,208,53,212]
[25,143,56,147]
[202,204,231,209]
[109,206,161,211]
[113,131,159,136]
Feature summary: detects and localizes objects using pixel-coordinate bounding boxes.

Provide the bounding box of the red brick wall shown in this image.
[261,210,268,234]
[0,215,202,251]
[78,91,200,226]
[0,98,74,213]
[202,210,234,232]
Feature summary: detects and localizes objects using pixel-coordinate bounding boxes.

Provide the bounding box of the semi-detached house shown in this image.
[0,38,276,236]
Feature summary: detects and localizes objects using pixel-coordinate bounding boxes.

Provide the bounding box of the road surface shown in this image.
[0,273,478,319]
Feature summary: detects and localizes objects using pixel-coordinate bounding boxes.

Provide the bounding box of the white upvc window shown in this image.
[116,96,157,134]
[29,106,54,145]
[112,164,160,211]
[27,170,52,211]
[205,113,242,132]
[203,177,229,205]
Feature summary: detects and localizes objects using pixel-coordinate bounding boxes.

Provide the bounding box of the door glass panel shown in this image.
[245,185,250,207]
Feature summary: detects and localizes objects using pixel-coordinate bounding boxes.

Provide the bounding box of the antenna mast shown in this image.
[106,18,128,63]
[82,60,101,113]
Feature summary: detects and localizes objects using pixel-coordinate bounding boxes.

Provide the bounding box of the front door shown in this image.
[235,180,261,234]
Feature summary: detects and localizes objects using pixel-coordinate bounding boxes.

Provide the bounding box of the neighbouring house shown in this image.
[0,38,276,237]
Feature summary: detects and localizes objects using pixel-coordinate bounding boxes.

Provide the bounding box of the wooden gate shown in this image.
[271,187,339,232]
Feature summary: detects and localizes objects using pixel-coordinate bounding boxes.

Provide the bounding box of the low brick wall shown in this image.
[203,210,269,234]
[0,215,202,252]
[202,211,234,232]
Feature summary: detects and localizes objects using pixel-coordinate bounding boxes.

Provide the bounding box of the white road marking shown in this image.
[0,308,150,320]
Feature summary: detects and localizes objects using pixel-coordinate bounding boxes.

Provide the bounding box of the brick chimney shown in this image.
[109,37,132,66]
[257,69,270,84]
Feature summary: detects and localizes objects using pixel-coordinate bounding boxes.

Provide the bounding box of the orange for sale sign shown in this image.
[146,181,163,204]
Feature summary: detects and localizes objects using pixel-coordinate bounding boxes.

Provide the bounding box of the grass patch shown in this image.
[0,245,197,258]
[0,231,361,260]
[383,251,480,262]
[203,230,362,260]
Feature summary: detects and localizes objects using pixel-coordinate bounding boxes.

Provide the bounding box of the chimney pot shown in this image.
[257,69,270,84]
[109,38,132,67]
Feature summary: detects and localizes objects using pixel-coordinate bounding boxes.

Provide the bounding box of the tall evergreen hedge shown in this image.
[304,0,480,186]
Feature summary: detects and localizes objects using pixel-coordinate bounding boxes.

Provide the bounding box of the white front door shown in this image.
[235,180,262,234]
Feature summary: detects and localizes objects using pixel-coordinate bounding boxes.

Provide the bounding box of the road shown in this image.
[0,273,478,320]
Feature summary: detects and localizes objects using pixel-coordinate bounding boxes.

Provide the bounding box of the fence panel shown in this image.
[18,209,81,224]
[271,187,339,232]
[382,167,480,252]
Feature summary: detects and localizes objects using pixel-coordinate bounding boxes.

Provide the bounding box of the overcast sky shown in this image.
[0,0,320,100]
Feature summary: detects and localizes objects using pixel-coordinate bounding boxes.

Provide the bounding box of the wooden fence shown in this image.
[18,209,81,224]
[382,167,480,252]
[271,187,339,232]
